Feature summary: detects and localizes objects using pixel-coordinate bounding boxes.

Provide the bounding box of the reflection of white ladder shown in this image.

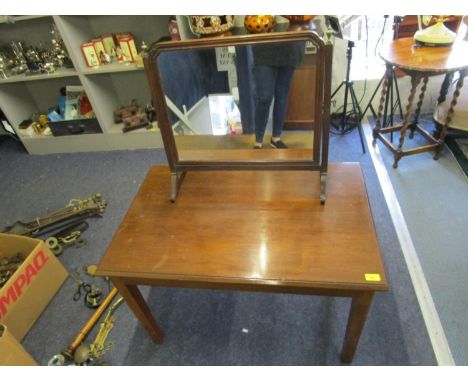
[165,95,197,135]
[215,46,239,105]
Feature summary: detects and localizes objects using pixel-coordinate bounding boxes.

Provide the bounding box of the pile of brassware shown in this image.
[0,23,73,79]
[3,192,125,365]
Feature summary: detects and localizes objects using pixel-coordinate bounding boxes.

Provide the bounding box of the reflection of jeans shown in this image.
[254,65,295,143]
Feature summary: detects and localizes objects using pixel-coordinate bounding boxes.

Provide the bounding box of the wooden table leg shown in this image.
[372,65,391,145]
[434,70,466,160]
[433,72,455,139]
[409,76,429,139]
[393,74,422,168]
[340,291,374,363]
[111,277,165,344]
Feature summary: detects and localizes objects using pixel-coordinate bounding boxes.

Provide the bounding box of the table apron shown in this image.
[111,276,385,298]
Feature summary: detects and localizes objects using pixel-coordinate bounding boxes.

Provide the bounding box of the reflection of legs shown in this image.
[272,67,295,139]
[254,65,276,145]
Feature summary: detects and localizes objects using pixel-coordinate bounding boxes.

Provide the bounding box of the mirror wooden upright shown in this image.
[145,29,333,203]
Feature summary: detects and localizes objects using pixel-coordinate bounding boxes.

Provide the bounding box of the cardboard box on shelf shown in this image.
[0,323,37,366]
[117,33,138,63]
[0,233,68,341]
[80,42,100,67]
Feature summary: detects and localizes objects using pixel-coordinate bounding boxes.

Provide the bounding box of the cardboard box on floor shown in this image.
[0,323,37,366]
[0,233,68,341]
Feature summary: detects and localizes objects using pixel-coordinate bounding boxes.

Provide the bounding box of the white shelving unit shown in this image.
[0,15,169,154]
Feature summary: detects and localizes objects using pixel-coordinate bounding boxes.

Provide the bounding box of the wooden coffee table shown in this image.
[96,163,388,363]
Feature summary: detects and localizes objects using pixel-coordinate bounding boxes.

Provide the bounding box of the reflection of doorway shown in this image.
[208,94,242,136]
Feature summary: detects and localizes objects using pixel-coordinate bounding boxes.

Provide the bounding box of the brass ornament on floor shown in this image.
[73,296,124,365]
[47,288,118,366]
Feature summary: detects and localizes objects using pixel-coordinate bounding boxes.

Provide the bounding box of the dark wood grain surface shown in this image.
[97,163,388,293]
[380,37,468,73]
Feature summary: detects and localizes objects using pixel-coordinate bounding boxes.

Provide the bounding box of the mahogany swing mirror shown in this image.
[144,29,332,203]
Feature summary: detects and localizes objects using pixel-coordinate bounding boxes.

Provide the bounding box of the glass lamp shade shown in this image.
[414,20,456,46]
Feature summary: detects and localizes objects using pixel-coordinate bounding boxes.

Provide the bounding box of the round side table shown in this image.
[372,37,468,168]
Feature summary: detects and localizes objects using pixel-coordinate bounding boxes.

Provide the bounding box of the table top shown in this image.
[379,37,468,73]
[97,164,388,293]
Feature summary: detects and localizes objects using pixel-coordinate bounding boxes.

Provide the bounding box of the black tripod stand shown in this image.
[360,16,404,141]
[359,66,403,140]
[330,40,366,153]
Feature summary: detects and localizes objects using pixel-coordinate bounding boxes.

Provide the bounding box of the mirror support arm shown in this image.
[170,171,186,202]
[320,173,327,205]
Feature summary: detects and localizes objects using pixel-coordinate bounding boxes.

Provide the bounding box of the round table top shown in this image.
[379,37,468,73]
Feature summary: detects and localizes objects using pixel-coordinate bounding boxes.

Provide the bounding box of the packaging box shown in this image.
[0,233,68,341]
[0,323,37,366]
[49,118,102,136]
[80,42,100,67]
[91,38,106,60]
[117,33,138,63]
[102,34,117,58]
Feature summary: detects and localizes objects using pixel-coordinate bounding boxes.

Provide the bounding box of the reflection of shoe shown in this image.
[270,138,288,149]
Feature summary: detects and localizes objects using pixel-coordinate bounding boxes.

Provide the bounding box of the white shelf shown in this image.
[0,15,48,24]
[0,15,167,154]
[106,126,163,151]
[108,122,159,134]
[0,68,78,84]
[82,62,144,75]
[19,133,55,140]
[20,132,110,154]
[13,16,48,22]
[19,131,104,140]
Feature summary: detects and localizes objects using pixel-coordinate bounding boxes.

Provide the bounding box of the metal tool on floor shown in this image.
[3,192,106,237]
[85,286,103,309]
[47,287,118,366]
[45,221,89,256]
[73,296,124,365]
[70,269,102,308]
[70,270,92,302]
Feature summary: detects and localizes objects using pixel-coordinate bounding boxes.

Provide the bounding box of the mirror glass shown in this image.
[156,38,318,162]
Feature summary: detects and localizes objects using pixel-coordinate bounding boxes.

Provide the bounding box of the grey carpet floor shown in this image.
[375,117,468,365]
[0,130,436,365]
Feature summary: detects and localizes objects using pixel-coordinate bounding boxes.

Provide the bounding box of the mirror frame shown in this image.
[145,30,333,203]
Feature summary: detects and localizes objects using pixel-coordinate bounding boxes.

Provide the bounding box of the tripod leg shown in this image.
[331,81,346,131]
[340,43,354,132]
[331,81,345,99]
[341,81,351,132]
[383,71,393,128]
[360,75,384,122]
[350,85,366,154]
[389,72,395,142]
